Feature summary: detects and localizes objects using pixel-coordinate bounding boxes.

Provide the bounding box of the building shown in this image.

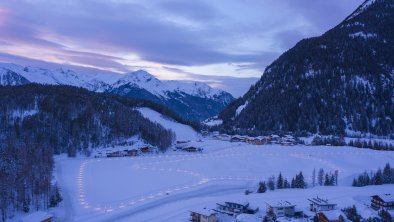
[308,197,337,212]
[179,146,202,152]
[216,201,258,216]
[21,211,53,222]
[190,209,218,222]
[246,136,269,145]
[139,146,151,153]
[266,201,296,217]
[371,194,394,210]
[317,211,345,222]
[106,151,124,157]
[126,149,138,156]
[231,136,246,142]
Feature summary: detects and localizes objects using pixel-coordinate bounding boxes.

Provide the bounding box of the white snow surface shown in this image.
[112,70,227,99]
[235,101,248,116]
[54,139,394,222]
[349,31,378,39]
[137,107,199,141]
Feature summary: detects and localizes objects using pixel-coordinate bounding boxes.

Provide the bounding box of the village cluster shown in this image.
[189,194,394,222]
[93,145,155,158]
[210,132,298,146]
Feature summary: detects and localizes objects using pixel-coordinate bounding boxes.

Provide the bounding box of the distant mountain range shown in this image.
[0,62,234,121]
[220,0,394,136]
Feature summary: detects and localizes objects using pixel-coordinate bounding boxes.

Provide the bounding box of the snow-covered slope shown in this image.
[107,71,234,121]
[137,107,199,141]
[111,70,231,100]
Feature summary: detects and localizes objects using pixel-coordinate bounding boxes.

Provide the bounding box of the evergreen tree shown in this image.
[374,169,383,185]
[324,174,330,186]
[283,178,290,189]
[383,163,392,184]
[318,168,324,186]
[277,172,284,189]
[257,181,267,193]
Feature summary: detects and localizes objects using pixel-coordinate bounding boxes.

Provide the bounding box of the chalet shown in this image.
[281,135,297,146]
[215,201,258,216]
[21,211,53,222]
[266,201,296,217]
[317,211,345,222]
[126,149,138,156]
[371,194,394,210]
[140,146,151,153]
[218,134,231,141]
[246,136,267,145]
[176,140,189,144]
[308,197,337,212]
[180,146,202,152]
[231,136,247,143]
[190,209,218,222]
[106,151,124,158]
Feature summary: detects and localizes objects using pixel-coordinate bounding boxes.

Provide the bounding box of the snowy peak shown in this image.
[0,66,30,85]
[112,70,231,100]
[0,63,235,121]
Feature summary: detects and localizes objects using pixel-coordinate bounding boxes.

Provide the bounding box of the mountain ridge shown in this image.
[0,62,234,121]
[219,0,394,136]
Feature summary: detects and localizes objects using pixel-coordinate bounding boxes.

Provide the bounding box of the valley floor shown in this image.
[54,139,394,222]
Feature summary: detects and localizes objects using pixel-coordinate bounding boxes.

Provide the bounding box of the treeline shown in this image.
[348,139,394,151]
[311,136,394,151]
[352,163,394,187]
[312,168,338,187]
[0,84,178,221]
[257,171,307,193]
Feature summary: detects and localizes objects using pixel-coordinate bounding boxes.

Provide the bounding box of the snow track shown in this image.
[56,142,394,221]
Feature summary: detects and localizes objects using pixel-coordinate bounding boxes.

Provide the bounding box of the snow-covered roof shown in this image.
[267,200,295,208]
[373,193,394,203]
[190,208,216,216]
[308,197,336,206]
[320,211,344,221]
[21,211,53,222]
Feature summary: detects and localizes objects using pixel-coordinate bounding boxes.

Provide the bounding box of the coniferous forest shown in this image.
[0,84,178,219]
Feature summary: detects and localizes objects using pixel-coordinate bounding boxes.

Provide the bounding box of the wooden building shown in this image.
[317,211,345,222]
[266,201,296,217]
[140,146,151,153]
[308,197,337,212]
[371,194,394,210]
[126,149,138,156]
[215,201,258,216]
[190,209,218,222]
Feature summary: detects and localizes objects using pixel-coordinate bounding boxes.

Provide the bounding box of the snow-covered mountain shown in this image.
[0,63,234,121]
[220,0,394,136]
[107,70,234,121]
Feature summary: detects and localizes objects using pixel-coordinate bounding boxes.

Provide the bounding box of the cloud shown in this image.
[0,0,364,78]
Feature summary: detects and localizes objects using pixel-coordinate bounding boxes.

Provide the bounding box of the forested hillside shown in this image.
[0,84,180,220]
[219,0,394,136]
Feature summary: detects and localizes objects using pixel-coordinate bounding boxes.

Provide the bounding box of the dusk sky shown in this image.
[0,0,363,80]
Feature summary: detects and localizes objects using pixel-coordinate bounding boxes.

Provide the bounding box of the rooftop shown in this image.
[373,193,394,202]
[267,200,295,208]
[308,196,337,206]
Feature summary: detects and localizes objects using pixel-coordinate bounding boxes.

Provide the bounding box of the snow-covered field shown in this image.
[54,139,394,222]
